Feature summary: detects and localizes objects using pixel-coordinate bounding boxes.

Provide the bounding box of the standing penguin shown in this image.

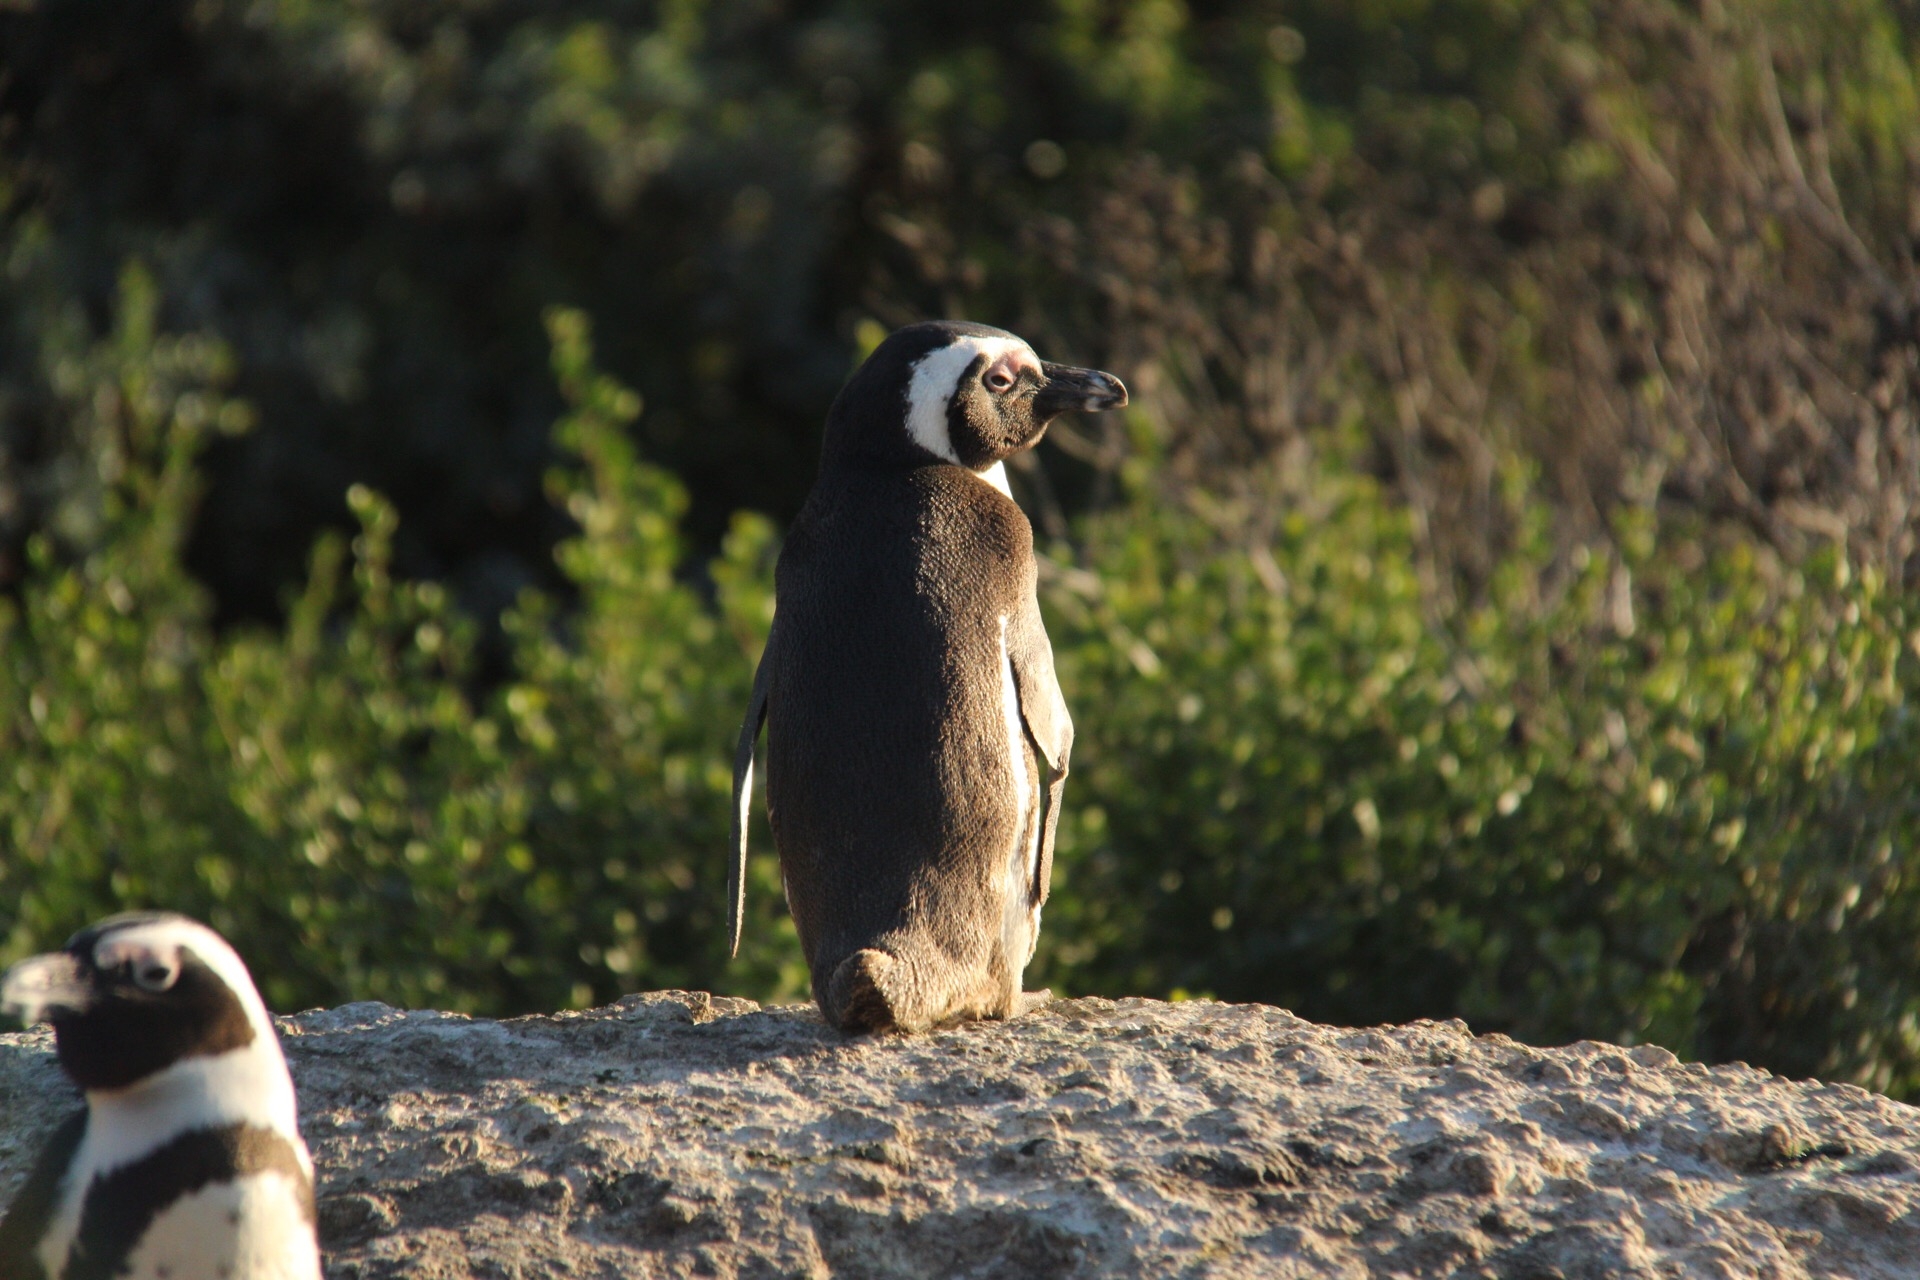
[0,912,321,1280]
[730,321,1127,1033]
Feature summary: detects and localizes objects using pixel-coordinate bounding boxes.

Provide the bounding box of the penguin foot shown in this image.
[827,948,903,1034]
[1015,988,1053,1017]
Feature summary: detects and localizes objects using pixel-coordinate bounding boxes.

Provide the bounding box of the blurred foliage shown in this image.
[1034,430,1920,1096]
[1,286,797,1013]
[3,0,1915,617]
[5,1,1920,1097]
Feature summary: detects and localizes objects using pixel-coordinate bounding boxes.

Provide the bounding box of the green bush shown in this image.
[6,272,1920,1099]
[0,276,801,1013]
[1035,434,1920,1095]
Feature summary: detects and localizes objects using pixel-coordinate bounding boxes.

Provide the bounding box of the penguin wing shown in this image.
[1008,603,1073,906]
[728,620,776,958]
[0,1107,87,1280]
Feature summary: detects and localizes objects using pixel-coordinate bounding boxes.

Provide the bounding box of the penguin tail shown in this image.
[826,948,915,1034]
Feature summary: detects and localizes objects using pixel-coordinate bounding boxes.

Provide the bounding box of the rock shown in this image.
[4,993,1919,1278]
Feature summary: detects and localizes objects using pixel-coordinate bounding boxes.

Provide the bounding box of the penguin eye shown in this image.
[130,958,179,993]
[983,369,1016,393]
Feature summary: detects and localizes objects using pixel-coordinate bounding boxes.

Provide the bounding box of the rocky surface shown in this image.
[4,994,1920,1278]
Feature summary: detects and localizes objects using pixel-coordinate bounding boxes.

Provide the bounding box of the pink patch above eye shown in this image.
[983,348,1038,388]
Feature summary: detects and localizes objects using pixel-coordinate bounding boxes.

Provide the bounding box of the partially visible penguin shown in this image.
[0,912,321,1280]
[730,321,1127,1033]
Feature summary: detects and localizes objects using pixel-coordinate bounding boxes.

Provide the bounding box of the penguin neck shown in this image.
[84,1039,303,1164]
[813,454,1013,499]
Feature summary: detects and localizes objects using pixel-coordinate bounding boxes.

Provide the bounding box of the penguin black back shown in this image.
[730,321,1126,1032]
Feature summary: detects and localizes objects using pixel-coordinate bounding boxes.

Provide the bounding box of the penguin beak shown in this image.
[1,952,95,1026]
[1034,363,1128,418]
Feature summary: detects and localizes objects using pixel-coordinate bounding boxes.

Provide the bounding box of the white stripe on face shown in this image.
[89,917,278,1045]
[904,335,1035,467]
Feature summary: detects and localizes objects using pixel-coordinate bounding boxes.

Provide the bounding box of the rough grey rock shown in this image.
[4,993,1919,1278]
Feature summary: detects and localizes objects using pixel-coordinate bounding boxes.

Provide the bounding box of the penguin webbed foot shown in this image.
[824,949,1053,1034]
[827,948,907,1035]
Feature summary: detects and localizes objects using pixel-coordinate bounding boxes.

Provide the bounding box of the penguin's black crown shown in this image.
[821,321,1126,473]
[0,911,263,1091]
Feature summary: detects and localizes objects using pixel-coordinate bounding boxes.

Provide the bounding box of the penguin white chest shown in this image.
[996,616,1039,883]
[116,1173,320,1280]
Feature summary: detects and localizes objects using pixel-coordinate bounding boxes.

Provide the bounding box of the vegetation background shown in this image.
[3,0,1919,1096]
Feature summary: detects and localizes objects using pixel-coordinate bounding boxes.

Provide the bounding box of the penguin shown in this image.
[729,321,1127,1033]
[0,912,321,1280]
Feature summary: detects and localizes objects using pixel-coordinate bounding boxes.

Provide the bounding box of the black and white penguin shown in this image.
[0,912,321,1280]
[730,320,1127,1032]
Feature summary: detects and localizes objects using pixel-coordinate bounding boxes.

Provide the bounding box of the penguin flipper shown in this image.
[1007,607,1073,907]
[1026,738,1068,907]
[728,627,775,958]
[0,1107,86,1280]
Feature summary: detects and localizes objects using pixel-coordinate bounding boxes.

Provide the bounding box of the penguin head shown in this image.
[1,912,272,1092]
[823,321,1127,476]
